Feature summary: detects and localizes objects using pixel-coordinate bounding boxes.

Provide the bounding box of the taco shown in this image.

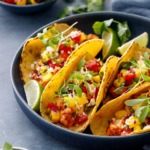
[20,23,102,87]
[40,41,118,132]
[90,81,150,136]
[103,42,150,104]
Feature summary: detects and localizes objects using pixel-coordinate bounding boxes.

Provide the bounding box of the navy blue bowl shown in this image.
[0,0,57,13]
[10,12,150,150]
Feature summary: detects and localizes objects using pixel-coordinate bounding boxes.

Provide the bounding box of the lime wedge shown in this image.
[102,28,120,60]
[117,32,148,55]
[24,80,43,112]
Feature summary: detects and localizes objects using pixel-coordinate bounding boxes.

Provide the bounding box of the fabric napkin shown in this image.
[111,0,150,18]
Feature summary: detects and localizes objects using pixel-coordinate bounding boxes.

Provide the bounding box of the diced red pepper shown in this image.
[125,73,135,81]
[59,44,72,53]
[4,0,15,4]
[47,60,61,69]
[82,85,87,94]
[85,60,101,72]
[46,102,58,112]
[74,113,88,125]
[59,44,72,60]
[61,51,69,60]
[125,72,135,85]
[71,34,81,43]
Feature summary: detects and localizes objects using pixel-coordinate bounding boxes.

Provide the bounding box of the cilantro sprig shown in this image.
[125,96,150,123]
[59,0,105,18]
[37,22,78,48]
[130,52,150,82]
[92,18,131,44]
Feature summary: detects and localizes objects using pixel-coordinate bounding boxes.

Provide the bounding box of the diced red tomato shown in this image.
[125,73,135,81]
[59,44,72,60]
[4,0,15,4]
[59,44,72,53]
[61,51,69,60]
[109,87,118,98]
[74,113,88,125]
[47,60,61,69]
[85,60,101,72]
[82,85,87,94]
[71,34,81,43]
[125,73,135,85]
[46,102,58,112]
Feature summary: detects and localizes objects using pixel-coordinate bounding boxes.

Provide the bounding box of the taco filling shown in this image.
[44,58,103,127]
[109,52,150,98]
[28,24,98,87]
[107,90,150,136]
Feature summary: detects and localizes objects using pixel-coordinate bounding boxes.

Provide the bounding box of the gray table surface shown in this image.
[0,0,112,149]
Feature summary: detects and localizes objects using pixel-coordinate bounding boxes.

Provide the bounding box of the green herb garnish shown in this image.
[77,59,86,71]
[125,96,150,123]
[92,18,131,44]
[59,0,105,18]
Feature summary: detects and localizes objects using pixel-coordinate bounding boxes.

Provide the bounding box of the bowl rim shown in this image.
[10,11,150,140]
[0,0,56,8]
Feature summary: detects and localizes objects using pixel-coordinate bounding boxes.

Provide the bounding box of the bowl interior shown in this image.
[11,12,150,150]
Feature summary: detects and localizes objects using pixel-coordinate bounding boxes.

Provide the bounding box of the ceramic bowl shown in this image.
[0,0,57,13]
[10,12,150,150]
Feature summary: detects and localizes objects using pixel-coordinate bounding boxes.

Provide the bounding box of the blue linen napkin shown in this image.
[111,0,150,18]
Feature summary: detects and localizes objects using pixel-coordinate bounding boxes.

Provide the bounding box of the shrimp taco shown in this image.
[20,23,103,87]
[103,42,150,104]
[40,43,118,132]
[90,81,150,136]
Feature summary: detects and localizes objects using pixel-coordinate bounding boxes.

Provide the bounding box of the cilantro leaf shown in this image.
[77,59,85,71]
[117,21,131,44]
[139,106,149,123]
[59,0,105,18]
[125,98,148,106]
[92,21,105,35]
[114,86,125,95]
[103,19,113,28]
[144,52,150,68]
[141,74,150,82]
[74,85,82,97]
[92,19,131,46]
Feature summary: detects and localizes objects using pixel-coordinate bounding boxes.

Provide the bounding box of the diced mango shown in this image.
[133,125,142,132]
[134,68,141,79]
[41,51,50,62]
[125,116,141,129]
[115,110,128,119]
[40,66,48,74]
[76,93,88,105]
[42,71,53,83]
[99,65,105,75]
[16,0,26,5]
[64,93,88,108]
[120,69,128,77]
[50,110,60,123]
[92,75,101,83]
[30,0,37,4]
[64,97,76,108]
[80,32,87,43]
[113,77,125,88]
